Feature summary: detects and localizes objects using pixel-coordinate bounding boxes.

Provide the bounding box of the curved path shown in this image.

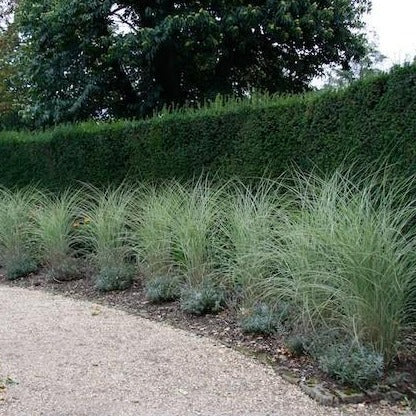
[0,287,410,416]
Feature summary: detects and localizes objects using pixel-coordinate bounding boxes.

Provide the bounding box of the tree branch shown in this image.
[112,11,139,34]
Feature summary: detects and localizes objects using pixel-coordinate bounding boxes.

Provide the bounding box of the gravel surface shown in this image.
[0,287,412,416]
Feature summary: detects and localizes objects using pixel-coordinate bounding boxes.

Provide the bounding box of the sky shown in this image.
[366,0,416,68]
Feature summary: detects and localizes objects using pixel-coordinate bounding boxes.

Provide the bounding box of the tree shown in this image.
[322,30,385,88]
[0,0,22,129]
[0,0,16,31]
[15,0,372,125]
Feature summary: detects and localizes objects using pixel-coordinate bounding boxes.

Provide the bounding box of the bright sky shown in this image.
[366,0,416,67]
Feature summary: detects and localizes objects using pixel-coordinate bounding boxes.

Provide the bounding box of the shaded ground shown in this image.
[0,286,413,416]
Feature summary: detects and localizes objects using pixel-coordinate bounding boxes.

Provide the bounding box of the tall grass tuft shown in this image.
[80,184,137,291]
[171,179,222,287]
[220,180,283,304]
[259,168,416,362]
[132,183,184,302]
[133,183,182,277]
[0,187,38,280]
[33,189,82,281]
[165,179,226,314]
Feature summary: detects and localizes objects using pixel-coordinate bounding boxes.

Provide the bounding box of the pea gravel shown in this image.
[0,287,412,416]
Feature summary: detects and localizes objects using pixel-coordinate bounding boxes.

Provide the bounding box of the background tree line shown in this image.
[1,0,374,129]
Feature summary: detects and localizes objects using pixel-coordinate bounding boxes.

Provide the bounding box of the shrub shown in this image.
[180,283,225,315]
[0,64,415,189]
[239,303,287,335]
[3,255,37,281]
[145,275,182,303]
[317,342,384,389]
[285,335,306,357]
[81,185,137,292]
[94,264,134,292]
[0,188,38,280]
[33,189,82,281]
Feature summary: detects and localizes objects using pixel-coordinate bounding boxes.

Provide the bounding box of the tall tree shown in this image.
[0,0,22,129]
[323,30,385,88]
[0,0,16,30]
[15,0,372,125]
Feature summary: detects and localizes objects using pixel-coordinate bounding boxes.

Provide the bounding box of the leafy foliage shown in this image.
[317,342,384,389]
[3,256,37,281]
[180,283,225,315]
[15,0,371,124]
[0,64,416,188]
[94,264,134,292]
[239,303,287,335]
[0,0,15,30]
[285,335,306,357]
[323,33,386,88]
[0,20,23,130]
[145,275,182,304]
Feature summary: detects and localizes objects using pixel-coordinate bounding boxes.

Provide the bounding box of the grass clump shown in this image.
[171,179,221,287]
[81,185,136,291]
[180,283,225,315]
[317,341,384,389]
[136,179,225,311]
[133,184,181,277]
[33,190,81,281]
[221,180,282,302]
[259,168,416,362]
[0,188,38,280]
[145,275,181,303]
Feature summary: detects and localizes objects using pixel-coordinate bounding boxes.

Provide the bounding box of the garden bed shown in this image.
[1,169,416,411]
[2,269,415,408]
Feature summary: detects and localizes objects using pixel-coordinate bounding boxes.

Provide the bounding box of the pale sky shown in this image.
[366,0,416,67]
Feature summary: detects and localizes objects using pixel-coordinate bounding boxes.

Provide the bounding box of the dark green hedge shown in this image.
[1,64,416,188]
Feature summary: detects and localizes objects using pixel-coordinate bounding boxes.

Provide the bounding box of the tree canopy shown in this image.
[0,0,21,129]
[14,0,372,125]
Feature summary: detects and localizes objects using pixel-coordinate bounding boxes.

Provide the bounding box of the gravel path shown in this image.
[0,287,412,416]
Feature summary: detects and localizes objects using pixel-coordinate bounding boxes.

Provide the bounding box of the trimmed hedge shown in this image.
[1,64,416,188]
